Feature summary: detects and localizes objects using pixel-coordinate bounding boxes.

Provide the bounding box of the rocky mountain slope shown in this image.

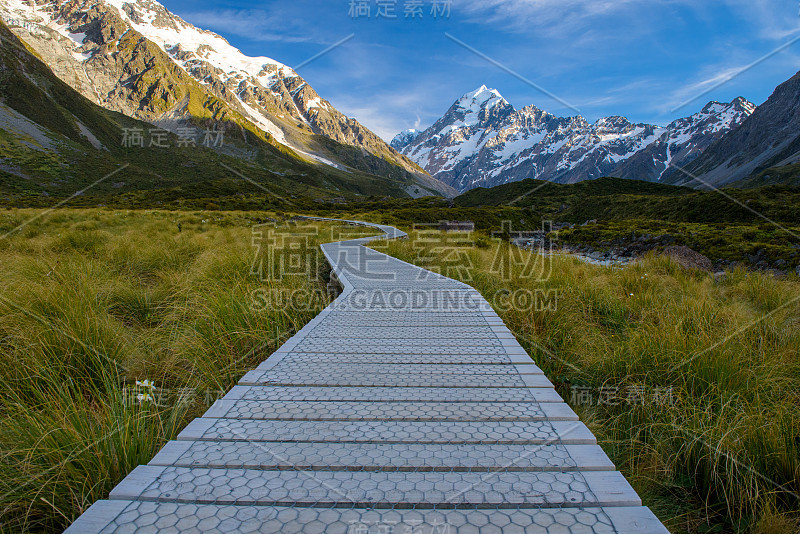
[393,86,754,192]
[0,20,439,204]
[0,0,454,197]
[614,99,755,184]
[676,70,800,187]
[390,129,420,150]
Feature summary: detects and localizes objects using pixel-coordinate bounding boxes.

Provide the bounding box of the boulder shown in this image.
[663,246,713,272]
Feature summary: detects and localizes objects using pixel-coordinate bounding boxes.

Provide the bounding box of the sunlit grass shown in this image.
[382,231,800,533]
[1,209,797,533]
[0,209,374,533]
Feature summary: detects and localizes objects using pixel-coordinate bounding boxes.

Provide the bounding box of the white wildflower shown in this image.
[136,379,156,390]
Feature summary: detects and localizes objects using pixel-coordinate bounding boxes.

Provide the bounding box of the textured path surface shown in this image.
[68,220,668,533]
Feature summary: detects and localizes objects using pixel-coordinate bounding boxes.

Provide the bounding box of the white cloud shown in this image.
[457,0,660,36]
[717,0,800,40]
[458,0,799,43]
[178,8,318,43]
[331,88,443,141]
[663,39,800,114]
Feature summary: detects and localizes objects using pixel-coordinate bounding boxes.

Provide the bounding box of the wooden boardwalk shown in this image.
[67,220,668,533]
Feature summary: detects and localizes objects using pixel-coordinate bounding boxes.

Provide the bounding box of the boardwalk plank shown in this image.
[67,501,668,533]
[176,418,600,445]
[108,465,642,508]
[149,441,616,472]
[223,385,564,403]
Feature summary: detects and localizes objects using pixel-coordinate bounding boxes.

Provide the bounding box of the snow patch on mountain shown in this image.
[102,0,296,88]
[390,128,420,150]
[2,2,92,61]
[236,100,288,145]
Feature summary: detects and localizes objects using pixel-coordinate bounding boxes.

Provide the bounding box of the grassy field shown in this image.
[380,231,800,533]
[0,209,376,533]
[1,208,798,533]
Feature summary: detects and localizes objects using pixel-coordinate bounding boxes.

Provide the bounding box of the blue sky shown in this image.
[160,0,800,141]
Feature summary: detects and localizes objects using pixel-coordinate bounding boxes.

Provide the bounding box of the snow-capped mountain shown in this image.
[0,0,454,196]
[393,86,755,192]
[676,69,800,187]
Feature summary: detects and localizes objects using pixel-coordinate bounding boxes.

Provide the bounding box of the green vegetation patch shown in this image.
[0,209,377,532]
[559,219,800,270]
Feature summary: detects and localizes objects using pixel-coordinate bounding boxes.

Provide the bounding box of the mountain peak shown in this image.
[676,70,800,186]
[699,97,756,116]
[458,85,506,109]
[732,96,757,114]
[103,0,294,82]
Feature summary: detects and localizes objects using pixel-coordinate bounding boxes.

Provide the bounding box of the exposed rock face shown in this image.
[0,0,454,196]
[678,71,800,187]
[396,86,754,192]
[0,19,122,157]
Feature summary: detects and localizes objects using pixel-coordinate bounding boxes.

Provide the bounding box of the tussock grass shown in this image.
[383,231,800,533]
[0,209,372,533]
[2,209,796,533]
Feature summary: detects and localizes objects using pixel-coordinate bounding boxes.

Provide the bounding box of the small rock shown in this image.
[713,271,726,282]
[775,259,787,267]
[663,246,713,272]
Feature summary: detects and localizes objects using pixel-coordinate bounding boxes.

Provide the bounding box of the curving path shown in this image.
[67,220,668,533]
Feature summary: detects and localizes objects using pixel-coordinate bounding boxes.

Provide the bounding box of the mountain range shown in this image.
[392,85,760,192]
[0,0,455,200]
